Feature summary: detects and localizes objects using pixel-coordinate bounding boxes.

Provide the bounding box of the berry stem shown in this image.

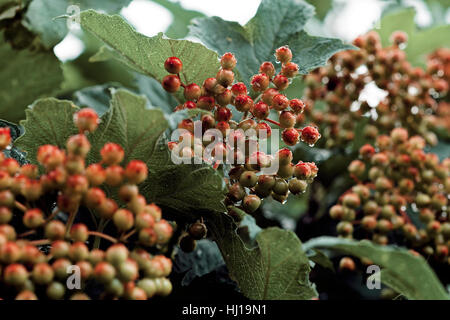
[18,230,36,238]
[14,201,28,212]
[29,239,51,246]
[64,206,79,238]
[265,118,281,127]
[88,231,118,244]
[93,218,107,249]
[121,229,137,241]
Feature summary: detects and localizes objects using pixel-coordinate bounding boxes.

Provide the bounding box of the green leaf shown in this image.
[0,33,63,122]
[23,0,133,48]
[79,10,220,93]
[14,89,226,215]
[208,213,317,300]
[134,74,178,113]
[306,248,335,272]
[151,0,205,39]
[72,83,119,116]
[305,0,333,20]
[304,237,449,300]
[189,0,354,84]
[378,8,416,47]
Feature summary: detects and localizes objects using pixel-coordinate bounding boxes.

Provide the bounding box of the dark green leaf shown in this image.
[134,74,179,113]
[189,0,355,84]
[72,83,120,116]
[306,248,335,272]
[304,237,449,300]
[208,213,317,300]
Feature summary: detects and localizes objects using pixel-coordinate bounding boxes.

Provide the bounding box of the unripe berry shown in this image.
[37,145,66,169]
[216,89,232,106]
[118,259,139,282]
[362,216,377,230]
[272,94,289,111]
[84,187,106,209]
[339,257,355,271]
[348,160,365,178]
[250,73,269,92]
[105,165,124,186]
[273,74,289,90]
[184,83,201,100]
[15,290,37,300]
[47,282,66,300]
[135,212,155,230]
[282,128,300,146]
[276,148,293,166]
[390,127,408,144]
[20,164,39,179]
[45,220,66,240]
[342,193,361,208]
[66,134,90,157]
[23,208,45,229]
[106,243,129,266]
[98,198,118,220]
[162,74,181,92]
[329,204,345,219]
[100,143,124,165]
[259,61,275,78]
[216,68,234,87]
[68,242,89,262]
[154,220,173,245]
[52,258,72,279]
[252,101,270,119]
[281,62,299,78]
[239,171,258,188]
[234,95,253,112]
[127,194,146,214]
[0,127,11,150]
[66,174,89,194]
[220,52,237,70]
[242,194,261,213]
[197,96,215,111]
[260,88,278,106]
[273,178,289,195]
[70,223,89,242]
[89,249,105,266]
[189,222,207,240]
[288,178,308,195]
[203,77,219,93]
[301,126,320,145]
[337,221,353,235]
[256,122,272,139]
[50,240,70,258]
[32,263,54,285]
[139,227,158,246]
[0,207,12,224]
[279,111,296,128]
[164,56,182,74]
[94,261,116,284]
[125,160,148,184]
[74,108,99,133]
[377,219,393,233]
[144,203,162,221]
[113,209,134,231]
[4,263,28,286]
[275,46,292,63]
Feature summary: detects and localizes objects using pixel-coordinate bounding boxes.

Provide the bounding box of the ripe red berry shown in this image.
[125,160,148,184]
[85,164,106,186]
[203,77,219,93]
[289,99,305,113]
[100,143,124,165]
[164,56,183,74]
[184,83,201,100]
[183,101,197,110]
[250,73,270,92]
[231,82,247,96]
[66,134,90,157]
[301,126,320,145]
[20,164,38,179]
[259,61,275,78]
[359,144,375,159]
[390,31,408,46]
[273,74,289,90]
[215,106,232,122]
[154,220,173,245]
[74,108,99,133]
[220,52,237,70]
[0,127,11,150]
[162,74,181,92]
[272,94,289,111]
[252,101,270,119]
[275,46,293,63]
[294,162,312,179]
[339,257,356,271]
[282,128,300,146]
[281,62,299,78]
[37,145,66,169]
[234,95,253,112]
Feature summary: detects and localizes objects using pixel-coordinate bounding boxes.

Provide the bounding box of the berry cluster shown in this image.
[161,48,320,214]
[0,109,174,300]
[303,30,449,149]
[329,128,449,263]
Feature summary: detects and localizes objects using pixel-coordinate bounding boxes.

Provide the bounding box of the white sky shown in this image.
[54,0,446,61]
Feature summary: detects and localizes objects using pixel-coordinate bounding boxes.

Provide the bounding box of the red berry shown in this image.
[339,257,355,271]
[220,52,237,70]
[272,94,289,111]
[289,99,305,113]
[97,198,118,220]
[23,208,45,229]
[68,242,89,262]
[273,74,289,90]
[125,160,148,184]
[184,83,201,100]
[301,126,320,145]
[234,95,253,112]
[94,262,116,284]
[256,122,272,139]
[197,96,215,111]
[183,101,197,109]
[101,143,124,165]
[74,108,99,133]
[359,144,375,159]
[0,127,11,150]
[390,31,408,45]
[20,164,38,179]
[66,134,90,157]
[154,220,173,245]
[282,128,300,146]
[85,164,106,186]
[162,75,181,92]
[252,102,270,119]
[32,262,54,285]
[275,46,292,63]
[203,77,219,93]
[231,82,247,96]
[70,223,89,242]
[250,73,270,92]
[0,207,12,224]
[164,56,183,74]
[215,106,232,122]
[294,162,312,179]
[139,227,158,246]
[281,62,299,78]
[261,88,279,105]
[259,61,275,78]
[37,145,66,169]
[216,68,234,87]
